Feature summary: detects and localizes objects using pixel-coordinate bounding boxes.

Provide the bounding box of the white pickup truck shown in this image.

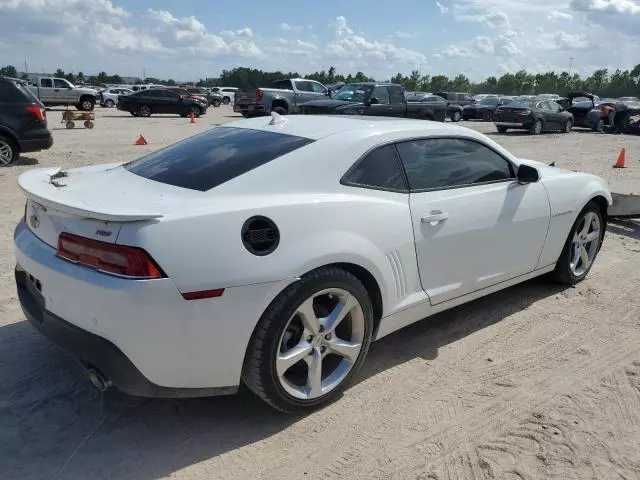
[29,77,98,111]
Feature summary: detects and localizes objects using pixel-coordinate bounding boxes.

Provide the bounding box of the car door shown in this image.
[160,89,181,114]
[388,86,408,117]
[537,101,557,129]
[395,137,550,305]
[293,81,319,104]
[548,101,567,127]
[38,78,55,103]
[53,78,74,103]
[365,86,392,116]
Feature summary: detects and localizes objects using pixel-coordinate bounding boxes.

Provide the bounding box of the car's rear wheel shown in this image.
[530,119,543,135]
[497,125,508,133]
[0,134,18,166]
[563,118,573,133]
[272,106,288,116]
[243,266,374,413]
[104,99,115,108]
[138,104,152,117]
[212,98,221,108]
[222,97,231,105]
[551,202,604,285]
[451,111,461,122]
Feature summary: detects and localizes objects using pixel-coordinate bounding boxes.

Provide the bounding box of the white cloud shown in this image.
[548,10,573,20]
[279,22,304,31]
[570,0,640,14]
[456,11,511,28]
[325,16,426,66]
[436,1,449,14]
[220,27,253,38]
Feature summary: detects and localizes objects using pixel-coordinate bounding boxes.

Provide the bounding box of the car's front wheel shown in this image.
[451,111,461,122]
[104,99,115,108]
[243,266,374,413]
[497,125,508,133]
[138,104,152,117]
[551,201,604,285]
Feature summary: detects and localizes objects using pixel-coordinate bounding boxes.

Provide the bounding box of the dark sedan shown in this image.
[117,89,208,117]
[462,97,510,121]
[493,99,574,134]
[405,92,463,122]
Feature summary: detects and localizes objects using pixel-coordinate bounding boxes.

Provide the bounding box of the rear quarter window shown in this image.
[124,127,314,191]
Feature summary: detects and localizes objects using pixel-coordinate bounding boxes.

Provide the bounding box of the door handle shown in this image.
[421,211,449,224]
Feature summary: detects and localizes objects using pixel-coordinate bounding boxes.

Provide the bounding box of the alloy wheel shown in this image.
[569,211,601,277]
[0,139,14,166]
[139,105,151,117]
[82,100,93,111]
[276,288,365,400]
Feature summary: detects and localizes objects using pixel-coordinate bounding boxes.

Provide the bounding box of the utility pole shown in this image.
[142,68,146,82]
[568,57,574,76]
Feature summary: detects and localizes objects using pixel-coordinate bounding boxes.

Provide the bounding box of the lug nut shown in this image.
[325,333,332,340]
[307,335,313,342]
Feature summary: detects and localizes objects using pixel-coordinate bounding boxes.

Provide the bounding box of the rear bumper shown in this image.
[495,121,526,127]
[19,131,53,153]
[233,103,266,115]
[16,267,235,398]
[13,221,292,397]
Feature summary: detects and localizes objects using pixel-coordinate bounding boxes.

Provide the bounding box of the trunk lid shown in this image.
[495,106,529,122]
[18,163,189,248]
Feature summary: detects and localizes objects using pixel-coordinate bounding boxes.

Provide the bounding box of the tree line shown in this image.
[2,64,640,97]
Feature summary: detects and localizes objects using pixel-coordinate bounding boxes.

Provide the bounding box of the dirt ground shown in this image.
[1,107,639,480]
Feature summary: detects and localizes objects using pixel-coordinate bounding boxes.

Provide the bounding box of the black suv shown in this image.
[0,76,53,166]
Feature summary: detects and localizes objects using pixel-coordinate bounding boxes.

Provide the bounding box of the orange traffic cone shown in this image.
[135,135,147,146]
[189,111,196,123]
[613,148,626,168]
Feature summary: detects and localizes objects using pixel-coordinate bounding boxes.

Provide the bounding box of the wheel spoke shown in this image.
[305,348,323,397]
[277,343,312,377]
[296,297,320,335]
[585,230,600,243]
[328,339,361,363]
[570,243,581,269]
[580,245,590,269]
[323,294,358,332]
[579,213,593,236]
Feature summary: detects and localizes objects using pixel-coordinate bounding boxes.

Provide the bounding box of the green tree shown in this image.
[429,75,449,92]
[0,65,18,77]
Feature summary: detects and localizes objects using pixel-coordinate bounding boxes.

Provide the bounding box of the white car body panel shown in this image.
[13,116,613,392]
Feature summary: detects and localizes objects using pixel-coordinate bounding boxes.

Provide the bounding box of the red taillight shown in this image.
[57,232,165,279]
[26,104,46,122]
[256,89,263,101]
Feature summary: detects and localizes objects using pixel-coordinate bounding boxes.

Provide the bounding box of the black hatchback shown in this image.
[0,76,53,166]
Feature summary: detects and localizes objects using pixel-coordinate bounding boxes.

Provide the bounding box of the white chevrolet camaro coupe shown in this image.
[14,114,611,413]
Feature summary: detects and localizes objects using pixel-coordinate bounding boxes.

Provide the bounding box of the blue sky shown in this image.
[0,0,638,82]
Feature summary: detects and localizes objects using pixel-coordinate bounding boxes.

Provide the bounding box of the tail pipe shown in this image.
[88,368,113,392]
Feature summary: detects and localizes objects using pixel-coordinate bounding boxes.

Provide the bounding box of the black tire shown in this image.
[0,134,19,167]
[212,99,221,108]
[530,119,543,135]
[497,125,508,133]
[272,106,288,116]
[243,266,374,413]
[551,201,604,285]
[130,111,139,117]
[451,111,461,122]
[138,104,152,117]
[563,118,573,133]
[104,99,115,108]
[222,97,231,105]
[79,97,95,111]
[594,118,605,132]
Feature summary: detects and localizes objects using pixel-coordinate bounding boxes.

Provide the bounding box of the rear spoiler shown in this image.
[17,167,163,222]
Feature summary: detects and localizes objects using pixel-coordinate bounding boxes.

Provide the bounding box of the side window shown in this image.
[294,81,314,92]
[40,79,53,88]
[342,144,406,191]
[464,94,474,102]
[53,79,69,88]
[549,101,561,111]
[310,82,326,94]
[146,90,163,98]
[536,101,548,110]
[388,86,405,105]
[371,86,390,105]
[395,138,514,190]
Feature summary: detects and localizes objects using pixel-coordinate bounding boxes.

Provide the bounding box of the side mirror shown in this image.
[369,97,380,105]
[557,106,564,112]
[517,164,540,184]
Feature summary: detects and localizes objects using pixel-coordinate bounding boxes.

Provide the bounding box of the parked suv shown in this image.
[0,76,53,166]
[435,91,476,107]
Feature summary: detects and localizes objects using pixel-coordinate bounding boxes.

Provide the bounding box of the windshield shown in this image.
[332,84,373,102]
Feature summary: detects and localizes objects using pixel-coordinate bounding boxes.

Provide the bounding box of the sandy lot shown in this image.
[1,107,639,480]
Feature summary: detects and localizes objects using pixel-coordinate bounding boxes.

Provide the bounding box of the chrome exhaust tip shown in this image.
[88,368,112,392]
